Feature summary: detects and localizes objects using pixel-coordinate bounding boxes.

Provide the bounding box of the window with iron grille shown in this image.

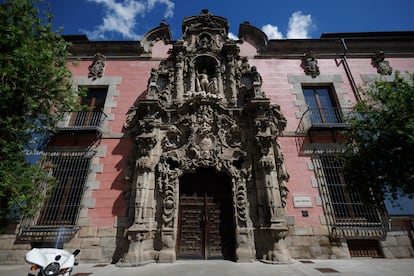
[35,151,94,228]
[313,152,385,235]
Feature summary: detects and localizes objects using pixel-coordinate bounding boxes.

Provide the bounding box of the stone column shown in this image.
[124,230,157,264]
[158,228,177,263]
[189,62,196,92]
[124,164,158,263]
[216,65,225,101]
[227,61,237,104]
[175,59,184,103]
[158,167,181,263]
[232,172,256,261]
[264,230,291,263]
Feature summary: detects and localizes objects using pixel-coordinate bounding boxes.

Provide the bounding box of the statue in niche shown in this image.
[251,66,262,84]
[197,69,210,92]
[372,51,393,75]
[208,77,218,94]
[240,57,250,74]
[195,69,219,95]
[200,36,210,49]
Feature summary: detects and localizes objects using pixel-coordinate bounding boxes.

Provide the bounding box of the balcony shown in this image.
[296,107,355,135]
[55,111,107,134]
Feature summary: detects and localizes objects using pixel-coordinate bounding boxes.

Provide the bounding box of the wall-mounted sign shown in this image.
[293,195,313,208]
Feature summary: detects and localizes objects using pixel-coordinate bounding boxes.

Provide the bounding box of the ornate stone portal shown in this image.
[123,10,290,263]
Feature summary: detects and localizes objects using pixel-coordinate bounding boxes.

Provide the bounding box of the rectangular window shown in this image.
[303,86,340,125]
[70,87,108,128]
[313,152,385,235]
[36,151,94,228]
[81,87,108,112]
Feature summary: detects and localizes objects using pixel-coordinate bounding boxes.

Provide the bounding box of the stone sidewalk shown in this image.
[2,259,414,276]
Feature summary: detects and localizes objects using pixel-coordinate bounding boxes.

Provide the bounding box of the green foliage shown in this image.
[0,0,80,228]
[0,155,56,225]
[342,72,414,206]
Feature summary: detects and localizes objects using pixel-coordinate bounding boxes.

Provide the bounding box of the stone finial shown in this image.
[88,52,106,79]
[371,51,393,75]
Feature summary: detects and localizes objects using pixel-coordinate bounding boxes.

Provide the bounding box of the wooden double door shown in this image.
[177,168,235,260]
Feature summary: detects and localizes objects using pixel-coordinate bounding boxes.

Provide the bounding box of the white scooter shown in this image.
[25,248,80,276]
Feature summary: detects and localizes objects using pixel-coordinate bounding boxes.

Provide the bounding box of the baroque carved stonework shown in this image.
[301,51,320,78]
[88,52,106,79]
[371,51,393,75]
[123,10,291,264]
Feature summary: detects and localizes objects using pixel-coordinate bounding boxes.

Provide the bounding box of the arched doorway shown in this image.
[177,167,236,260]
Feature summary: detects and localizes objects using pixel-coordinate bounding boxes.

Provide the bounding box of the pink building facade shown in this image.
[1,11,413,264]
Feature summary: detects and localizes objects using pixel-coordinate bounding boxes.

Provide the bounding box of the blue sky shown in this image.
[41,0,414,41]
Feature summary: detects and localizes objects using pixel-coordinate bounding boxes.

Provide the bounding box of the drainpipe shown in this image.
[340,38,362,101]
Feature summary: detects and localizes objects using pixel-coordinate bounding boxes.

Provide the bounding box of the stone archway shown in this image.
[155,123,256,263]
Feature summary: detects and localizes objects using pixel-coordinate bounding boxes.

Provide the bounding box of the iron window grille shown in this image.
[20,150,95,234]
[312,151,386,237]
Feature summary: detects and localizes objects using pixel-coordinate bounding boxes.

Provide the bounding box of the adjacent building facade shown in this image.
[1,10,413,263]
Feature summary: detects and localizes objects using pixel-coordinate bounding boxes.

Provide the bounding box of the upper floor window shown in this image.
[303,86,341,125]
[81,87,108,112]
[66,87,108,129]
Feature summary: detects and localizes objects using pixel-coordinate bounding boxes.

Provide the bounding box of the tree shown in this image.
[342,72,414,207]
[0,0,80,228]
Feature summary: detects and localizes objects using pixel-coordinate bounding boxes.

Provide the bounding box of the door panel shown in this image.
[177,168,235,260]
[178,196,204,258]
[206,197,222,258]
[177,195,224,259]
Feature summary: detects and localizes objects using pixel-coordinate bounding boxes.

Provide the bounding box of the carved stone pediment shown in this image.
[182,9,229,36]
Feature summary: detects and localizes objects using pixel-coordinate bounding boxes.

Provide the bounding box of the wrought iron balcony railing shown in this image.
[56,111,107,132]
[296,107,356,134]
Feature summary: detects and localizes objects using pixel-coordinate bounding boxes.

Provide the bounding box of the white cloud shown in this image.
[261,24,283,39]
[228,32,238,40]
[83,0,175,40]
[261,11,313,40]
[286,11,312,39]
[148,0,174,18]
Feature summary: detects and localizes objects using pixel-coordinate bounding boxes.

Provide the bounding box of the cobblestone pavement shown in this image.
[2,258,414,276]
